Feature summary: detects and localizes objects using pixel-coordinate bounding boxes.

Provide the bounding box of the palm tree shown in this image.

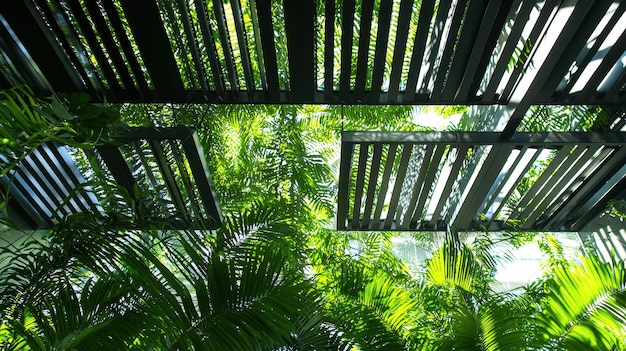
[1,198,346,350]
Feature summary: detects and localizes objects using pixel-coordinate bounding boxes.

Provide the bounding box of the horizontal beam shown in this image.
[113,126,196,141]
[342,131,626,145]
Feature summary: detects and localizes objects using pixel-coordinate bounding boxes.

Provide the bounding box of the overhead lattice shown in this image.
[0,0,625,107]
[1,0,626,233]
[1,127,223,230]
[337,131,626,232]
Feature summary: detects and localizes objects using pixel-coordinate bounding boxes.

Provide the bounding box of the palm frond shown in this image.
[426,241,481,292]
[540,255,626,350]
[3,275,152,351]
[437,296,531,351]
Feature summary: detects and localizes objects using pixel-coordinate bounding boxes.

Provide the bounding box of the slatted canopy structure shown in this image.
[1,127,223,230]
[0,0,625,109]
[337,131,626,232]
[1,0,626,232]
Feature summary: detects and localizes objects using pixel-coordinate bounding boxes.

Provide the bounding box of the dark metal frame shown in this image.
[2,127,223,230]
[337,131,626,232]
[0,0,624,110]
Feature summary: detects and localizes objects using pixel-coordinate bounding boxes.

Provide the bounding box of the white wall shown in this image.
[579,214,626,262]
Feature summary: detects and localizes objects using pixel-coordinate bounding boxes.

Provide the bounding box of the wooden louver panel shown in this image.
[0,1,624,105]
[337,131,626,232]
[2,127,223,230]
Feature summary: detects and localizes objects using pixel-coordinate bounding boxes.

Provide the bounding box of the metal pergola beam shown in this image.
[337,131,626,232]
[342,131,626,145]
[0,0,624,105]
[2,128,223,230]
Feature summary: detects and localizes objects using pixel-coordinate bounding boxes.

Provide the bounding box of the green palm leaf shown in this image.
[540,255,626,350]
[426,241,481,291]
[437,296,531,351]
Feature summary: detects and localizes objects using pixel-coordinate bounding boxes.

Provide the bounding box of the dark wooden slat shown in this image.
[0,25,49,94]
[0,1,82,92]
[5,171,54,227]
[577,30,626,101]
[604,69,626,103]
[231,0,255,93]
[569,165,626,230]
[438,0,490,101]
[254,0,281,101]
[387,0,416,102]
[404,0,436,101]
[65,0,124,94]
[537,146,611,227]
[508,145,573,220]
[419,0,454,96]
[168,140,204,219]
[428,145,470,227]
[452,144,515,231]
[159,1,196,89]
[82,0,138,96]
[17,154,71,220]
[545,146,626,229]
[481,0,535,100]
[175,0,209,93]
[429,0,470,101]
[338,0,356,102]
[99,0,150,92]
[371,0,402,99]
[361,144,383,228]
[400,145,434,229]
[148,140,191,223]
[456,0,516,101]
[118,0,185,100]
[248,0,267,92]
[351,144,370,229]
[130,140,168,212]
[444,146,491,230]
[371,143,398,230]
[486,147,543,227]
[502,0,613,138]
[477,145,529,218]
[128,141,172,219]
[323,0,336,100]
[195,0,226,98]
[116,127,223,227]
[522,145,602,230]
[537,0,619,101]
[497,0,559,103]
[336,143,355,230]
[284,0,316,102]
[96,144,137,201]
[555,1,626,99]
[353,0,375,101]
[212,0,240,94]
[38,144,99,213]
[383,143,413,228]
[343,131,626,145]
[516,145,588,222]
[28,147,81,215]
[538,147,614,225]
[34,0,98,93]
[410,144,447,226]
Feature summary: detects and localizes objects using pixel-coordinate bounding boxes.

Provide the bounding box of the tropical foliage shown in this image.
[1,89,625,350]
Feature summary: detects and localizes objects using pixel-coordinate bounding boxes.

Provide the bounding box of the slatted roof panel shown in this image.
[0,0,625,105]
[337,131,626,232]
[1,127,223,230]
